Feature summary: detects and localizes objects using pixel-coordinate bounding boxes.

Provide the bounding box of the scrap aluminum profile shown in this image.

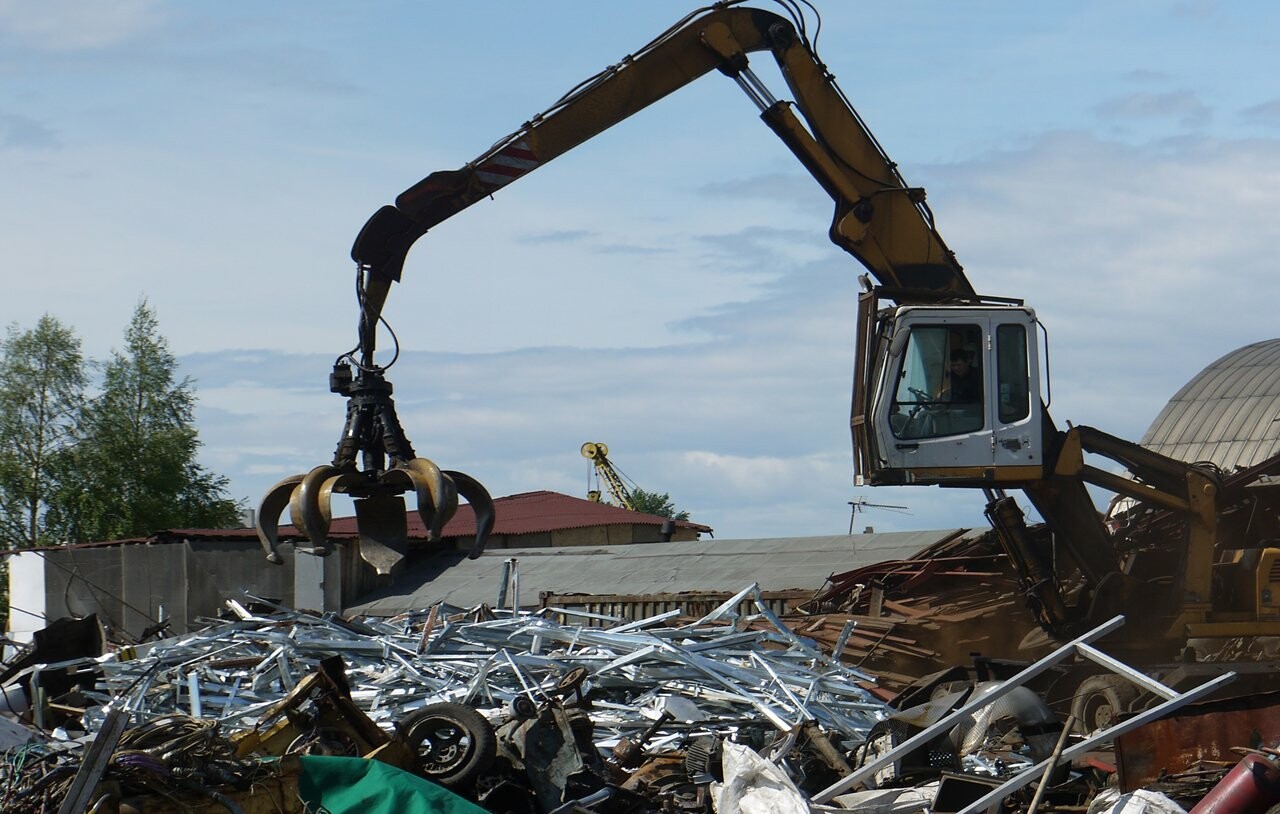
[811,614,1237,806]
[85,587,889,763]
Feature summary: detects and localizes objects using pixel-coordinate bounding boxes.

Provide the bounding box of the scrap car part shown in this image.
[621,754,705,812]
[400,701,497,791]
[495,698,606,813]
[231,656,416,772]
[1190,750,1280,814]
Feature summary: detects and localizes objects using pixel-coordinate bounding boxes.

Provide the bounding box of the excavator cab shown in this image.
[855,295,1044,486]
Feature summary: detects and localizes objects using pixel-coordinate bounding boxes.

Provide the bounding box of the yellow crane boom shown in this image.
[581,442,635,511]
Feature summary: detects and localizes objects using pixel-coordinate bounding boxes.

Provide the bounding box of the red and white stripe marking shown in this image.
[475,138,539,192]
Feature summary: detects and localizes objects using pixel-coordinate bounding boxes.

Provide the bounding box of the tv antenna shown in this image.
[847,496,910,534]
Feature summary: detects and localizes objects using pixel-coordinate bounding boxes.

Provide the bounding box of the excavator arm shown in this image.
[350,2,971,350]
[261,2,970,580]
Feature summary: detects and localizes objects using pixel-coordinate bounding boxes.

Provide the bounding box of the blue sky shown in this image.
[3,1,1279,539]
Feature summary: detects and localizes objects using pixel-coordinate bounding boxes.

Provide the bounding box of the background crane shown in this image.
[581,442,636,511]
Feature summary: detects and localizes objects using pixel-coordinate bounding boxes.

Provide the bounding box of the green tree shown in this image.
[629,488,690,521]
[47,301,240,542]
[0,315,87,548]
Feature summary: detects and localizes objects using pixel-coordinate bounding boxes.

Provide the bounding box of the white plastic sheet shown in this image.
[710,741,810,814]
[1087,788,1189,814]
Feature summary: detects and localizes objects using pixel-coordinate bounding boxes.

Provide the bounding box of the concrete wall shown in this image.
[4,526,702,643]
[634,526,700,543]
[5,539,349,643]
[474,532,553,550]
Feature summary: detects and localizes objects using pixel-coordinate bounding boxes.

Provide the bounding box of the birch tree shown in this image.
[0,315,87,548]
[47,302,240,542]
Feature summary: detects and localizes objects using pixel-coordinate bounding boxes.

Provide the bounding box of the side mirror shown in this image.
[888,325,911,358]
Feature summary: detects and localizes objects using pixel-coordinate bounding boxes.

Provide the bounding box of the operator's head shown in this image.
[950,348,972,374]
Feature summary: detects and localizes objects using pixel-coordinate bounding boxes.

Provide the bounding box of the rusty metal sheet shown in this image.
[1116,691,1280,791]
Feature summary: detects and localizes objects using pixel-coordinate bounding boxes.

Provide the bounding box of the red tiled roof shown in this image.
[327,490,712,538]
[28,490,711,549]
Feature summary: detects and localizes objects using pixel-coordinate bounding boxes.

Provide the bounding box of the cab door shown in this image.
[868,307,1044,482]
[990,319,1042,472]
[871,312,994,474]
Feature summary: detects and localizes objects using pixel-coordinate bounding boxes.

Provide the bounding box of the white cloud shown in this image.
[9,1,1278,544]
[674,450,838,497]
[185,129,1280,540]
[0,0,162,51]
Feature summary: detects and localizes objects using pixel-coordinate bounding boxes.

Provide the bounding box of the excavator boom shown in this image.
[265,2,974,581]
[350,2,971,336]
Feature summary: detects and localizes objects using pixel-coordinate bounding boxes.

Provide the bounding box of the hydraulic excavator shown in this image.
[257,0,1280,655]
[256,0,968,579]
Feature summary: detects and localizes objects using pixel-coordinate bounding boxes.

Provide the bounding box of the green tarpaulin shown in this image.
[297,755,489,814]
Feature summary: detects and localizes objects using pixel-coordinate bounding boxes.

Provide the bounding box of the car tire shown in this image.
[400,702,497,790]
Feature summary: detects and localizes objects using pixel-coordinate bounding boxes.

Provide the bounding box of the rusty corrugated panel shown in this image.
[541,589,809,625]
[1116,691,1280,792]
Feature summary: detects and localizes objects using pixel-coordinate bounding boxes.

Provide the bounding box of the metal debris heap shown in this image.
[1,587,1251,813]
[90,587,888,750]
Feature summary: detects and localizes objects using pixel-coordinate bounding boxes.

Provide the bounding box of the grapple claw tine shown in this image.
[256,474,304,563]
[431,474,459,540]
[443,469,495,559]
[352,495,409,578]
[288,465,340,555]
[319,471,361,521]
[403,458,458,540]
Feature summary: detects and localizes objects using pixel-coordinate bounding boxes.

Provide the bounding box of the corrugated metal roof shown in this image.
[346,528,972,616]
[1140,339,1280,471]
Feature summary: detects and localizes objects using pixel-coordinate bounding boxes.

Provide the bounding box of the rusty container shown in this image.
[1190,753,1280,814]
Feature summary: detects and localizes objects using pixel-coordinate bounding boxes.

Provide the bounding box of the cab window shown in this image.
[996,324,1031,423]
[890,324,984,439]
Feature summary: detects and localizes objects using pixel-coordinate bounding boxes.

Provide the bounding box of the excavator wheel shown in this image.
[1069,675,1139,735]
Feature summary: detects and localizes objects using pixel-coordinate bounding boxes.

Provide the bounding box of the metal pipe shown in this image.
[496,558,512,608]
[1191,752,1280,814]
[1026,715,1075,814]
[814,616,1126,803]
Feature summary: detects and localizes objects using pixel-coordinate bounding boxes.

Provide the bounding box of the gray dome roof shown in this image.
[1139,339,1280,472]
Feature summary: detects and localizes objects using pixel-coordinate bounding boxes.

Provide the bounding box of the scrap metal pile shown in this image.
[92,591,888,745]
[793,530,1045,693]
[1,588,893,812]
[0,590,1269,813]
